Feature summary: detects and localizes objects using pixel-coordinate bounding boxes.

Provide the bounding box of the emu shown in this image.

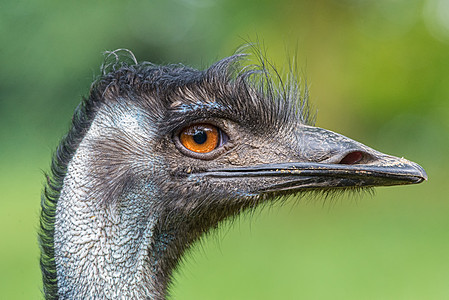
[40,51,427,299]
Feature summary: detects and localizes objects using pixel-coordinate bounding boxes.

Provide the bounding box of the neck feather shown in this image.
[52,104,188,299]
[55,147,165,298]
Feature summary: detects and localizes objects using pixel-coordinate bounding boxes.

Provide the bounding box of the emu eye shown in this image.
[179,124,226,153]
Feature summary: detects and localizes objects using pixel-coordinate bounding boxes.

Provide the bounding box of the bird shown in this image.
[39,49,427,299]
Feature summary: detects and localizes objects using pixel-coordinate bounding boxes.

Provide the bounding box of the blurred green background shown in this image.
[1,0,448,299]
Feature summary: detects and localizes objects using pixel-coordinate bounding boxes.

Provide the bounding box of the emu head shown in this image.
[40,52,427,299]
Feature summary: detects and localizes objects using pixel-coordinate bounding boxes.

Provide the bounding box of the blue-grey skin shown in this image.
[41,52,427,300]
[54,104,160,298]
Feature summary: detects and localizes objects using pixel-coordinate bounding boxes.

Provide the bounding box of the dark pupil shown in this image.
[193,130,207,144]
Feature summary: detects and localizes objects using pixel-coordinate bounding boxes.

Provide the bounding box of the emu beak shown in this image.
[203,126,427,193]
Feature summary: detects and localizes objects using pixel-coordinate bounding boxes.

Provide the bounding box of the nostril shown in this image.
[339,151,363,165]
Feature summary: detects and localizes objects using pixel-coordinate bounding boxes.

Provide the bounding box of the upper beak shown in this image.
[201,126,427,193]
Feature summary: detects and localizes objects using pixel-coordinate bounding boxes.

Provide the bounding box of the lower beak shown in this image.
[201,158,427,193]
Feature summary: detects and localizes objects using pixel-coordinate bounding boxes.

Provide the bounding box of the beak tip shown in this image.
[407,159,428,183]
[418,169,428,182]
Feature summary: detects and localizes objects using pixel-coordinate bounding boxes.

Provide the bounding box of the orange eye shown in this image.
[180,124,220,153]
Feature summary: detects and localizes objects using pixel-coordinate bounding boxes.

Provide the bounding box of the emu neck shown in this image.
[55,163,167,298]
[53,106,180,299]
